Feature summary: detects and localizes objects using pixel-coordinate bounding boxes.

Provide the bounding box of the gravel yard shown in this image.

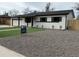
[0,30,79,57]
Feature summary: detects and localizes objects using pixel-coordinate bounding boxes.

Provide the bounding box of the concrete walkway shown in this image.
[0,28,19,32]
[0,45,25,57]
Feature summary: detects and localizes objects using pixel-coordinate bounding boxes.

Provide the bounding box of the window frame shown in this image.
[51,17,62,23]
[40,17,47,22]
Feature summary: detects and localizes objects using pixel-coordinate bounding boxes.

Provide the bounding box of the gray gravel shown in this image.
[0,30,79,57]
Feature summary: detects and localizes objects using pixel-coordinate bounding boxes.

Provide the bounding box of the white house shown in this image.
[19,10,75,30]
[0,10,75,29]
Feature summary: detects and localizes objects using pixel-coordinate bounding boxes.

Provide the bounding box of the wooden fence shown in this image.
[68,20,79,30]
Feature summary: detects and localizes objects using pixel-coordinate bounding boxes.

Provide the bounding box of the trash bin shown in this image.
[21,25,27,33]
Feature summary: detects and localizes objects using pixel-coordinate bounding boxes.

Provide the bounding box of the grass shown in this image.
[0,29,20,38]
[27,27,44,33]
[0,27,44,38]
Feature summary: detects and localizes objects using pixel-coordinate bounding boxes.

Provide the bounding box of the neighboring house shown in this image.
[0,15,27,27]
[18,10,75,30]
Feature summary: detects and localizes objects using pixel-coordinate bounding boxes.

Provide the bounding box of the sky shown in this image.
[0,2,78,17]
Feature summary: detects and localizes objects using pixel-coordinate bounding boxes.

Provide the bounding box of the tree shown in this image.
[45,2,51,12]
[50,8,54,11]
[8,9,19,16]
[45,2,54,12]
[22,8,32,14]
[2,11,8,15]
[74,3,79,19]
[74,3,79,10]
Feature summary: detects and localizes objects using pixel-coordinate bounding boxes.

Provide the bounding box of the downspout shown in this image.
[12,18,13,26]
[65,15,68,30]
[18,17,20,27]
[31,17,33,27]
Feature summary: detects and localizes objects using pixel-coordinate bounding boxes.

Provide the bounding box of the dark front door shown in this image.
[25,17,32,27]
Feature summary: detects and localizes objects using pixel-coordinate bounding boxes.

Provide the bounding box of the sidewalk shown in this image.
[0,28,19,32]
[0,45,25,57]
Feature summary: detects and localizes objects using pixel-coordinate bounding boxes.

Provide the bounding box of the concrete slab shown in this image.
[0,25,12,28]
[0,45,25,57]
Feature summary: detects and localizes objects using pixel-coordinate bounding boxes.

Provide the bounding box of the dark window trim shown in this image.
[35,17,62,23]
[40,17,47,22]
[35,21,60,23]
[51,17,62,23]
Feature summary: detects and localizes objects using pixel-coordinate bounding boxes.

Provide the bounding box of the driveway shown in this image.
[0,30,79,57]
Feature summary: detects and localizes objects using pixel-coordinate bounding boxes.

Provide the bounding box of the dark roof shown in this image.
[16,10,75,18]
[0,15,11,18]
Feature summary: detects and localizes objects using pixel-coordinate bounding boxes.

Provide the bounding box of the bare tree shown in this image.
[3,11,7,15]
[8,9,19,16]
[74,3,79,19]
[45,2,54,12]
[74,3,79,10]
[22,8,32,14]
[50,8,54,11]
[22,2,33,14]
[45,2,51,12]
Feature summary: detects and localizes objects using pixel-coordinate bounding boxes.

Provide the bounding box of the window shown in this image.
[40,17,47,22]
[51,17,62,22]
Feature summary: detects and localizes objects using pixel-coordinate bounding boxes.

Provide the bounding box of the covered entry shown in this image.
[25,17,33,27]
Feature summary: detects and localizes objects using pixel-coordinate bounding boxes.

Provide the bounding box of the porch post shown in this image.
[65,15,67,29]
[18,17,20,27]
[31,17,33,27]
[12,18,13,26]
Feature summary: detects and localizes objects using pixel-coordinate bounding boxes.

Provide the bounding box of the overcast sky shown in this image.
[0,2,78,17]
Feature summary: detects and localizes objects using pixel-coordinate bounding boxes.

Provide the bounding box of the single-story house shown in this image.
[17,10,75,30]
[0,10,75,29]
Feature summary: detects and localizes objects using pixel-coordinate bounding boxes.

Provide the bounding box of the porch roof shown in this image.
[0,15,11,18]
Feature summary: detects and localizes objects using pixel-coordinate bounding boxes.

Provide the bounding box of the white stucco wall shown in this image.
[13,20,18,26]
[20,18,26,26]
[10,18,26,26]
[10,18,31,27]
[20,18,31,27]
[9,18,14,27]
[65,13,75,28]
[10,18,12,26]
[9,18,18,26]
[67,12,74,20]
[33,15,66,30]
